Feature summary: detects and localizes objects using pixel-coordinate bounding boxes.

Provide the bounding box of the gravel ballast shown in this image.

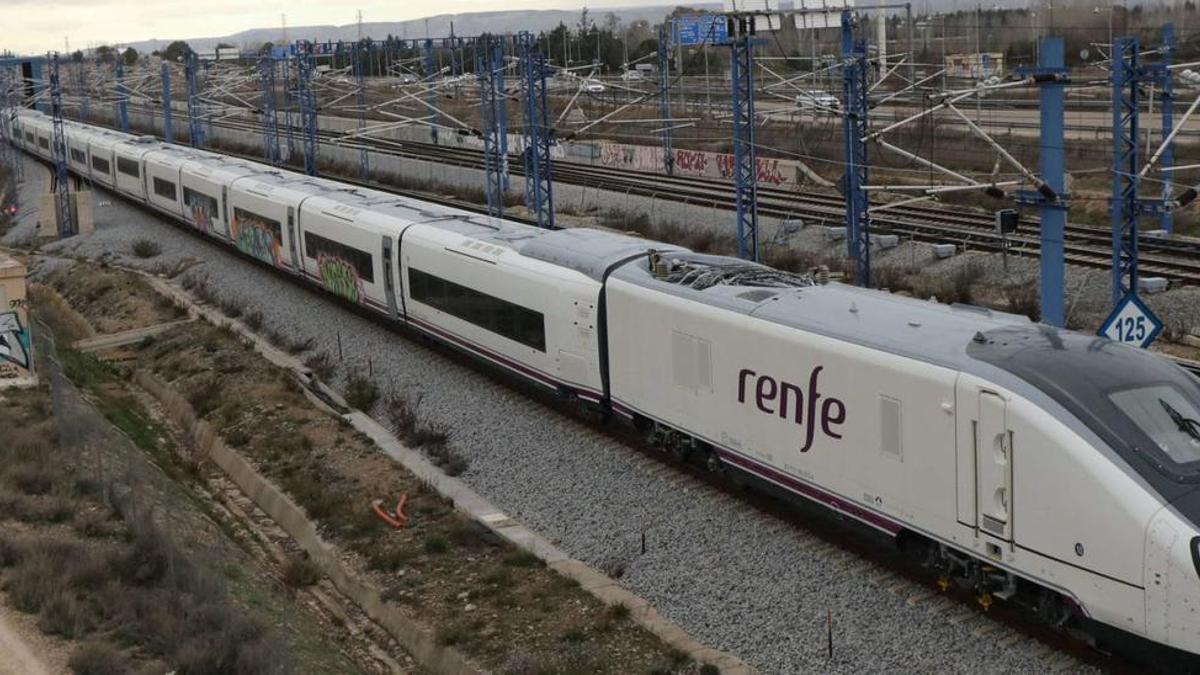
[11,155,1103,673]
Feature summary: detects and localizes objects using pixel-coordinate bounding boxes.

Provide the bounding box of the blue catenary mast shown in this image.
[731,22,761,263]
[296,43,319,176]
[1111,37,1140,306]
[48,53,75,237]
[260,56,281,166]
[658,24,674,176]
[161,62,173,143]
[519,32,554,229]
[114,58,129,133]
[185,49,205,147]
[841,11,869,284]
[477,35,506,218]
[354,41,369,180]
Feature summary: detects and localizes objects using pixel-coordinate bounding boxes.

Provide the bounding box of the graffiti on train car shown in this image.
[317,254,364,304]
[184,187,219,234]
[231,208,283,266]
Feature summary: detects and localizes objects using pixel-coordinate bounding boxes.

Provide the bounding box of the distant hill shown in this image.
[124,5,719,55]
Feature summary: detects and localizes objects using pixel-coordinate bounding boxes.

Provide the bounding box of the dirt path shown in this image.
[0,597,70,675]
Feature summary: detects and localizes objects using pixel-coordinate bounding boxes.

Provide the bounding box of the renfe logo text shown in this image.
[737,366,847,452]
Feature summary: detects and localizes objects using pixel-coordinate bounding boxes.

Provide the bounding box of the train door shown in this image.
[285,206,300,270]
[221,186,229,236]
[381,235,398,317]
[975,391,1013,542]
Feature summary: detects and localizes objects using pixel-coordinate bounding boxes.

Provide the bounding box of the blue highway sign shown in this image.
[675,16,729,46]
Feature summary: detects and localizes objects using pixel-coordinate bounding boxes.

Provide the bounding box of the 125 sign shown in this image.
[1113,315,1148,343]
[1099,295,1163,349]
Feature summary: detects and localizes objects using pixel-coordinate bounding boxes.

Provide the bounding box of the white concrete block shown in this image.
[932,243,956,259]
[1143,229,1169,239]
[1139,276,1169,294]
[872,234,900,249]
[824,226,846,241]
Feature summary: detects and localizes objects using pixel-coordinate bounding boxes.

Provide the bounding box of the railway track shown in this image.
[106,103,1200,285]
[212,110,1200,284]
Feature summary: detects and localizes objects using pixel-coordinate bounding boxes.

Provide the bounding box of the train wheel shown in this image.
[704,450,724,475]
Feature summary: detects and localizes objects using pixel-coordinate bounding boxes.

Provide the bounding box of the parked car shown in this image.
[795,90,840,113]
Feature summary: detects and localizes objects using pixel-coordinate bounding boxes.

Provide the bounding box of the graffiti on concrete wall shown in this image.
[674,149,710,174]
[596,142,797,188]
[317,254,364,305]
[0,311,30,372]
[714,154,789,186]
[600,143,664,173]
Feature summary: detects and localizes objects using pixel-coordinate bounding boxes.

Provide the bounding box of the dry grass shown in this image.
[387,392,466,476]
[133,304,692,673]
[0,389,291,675]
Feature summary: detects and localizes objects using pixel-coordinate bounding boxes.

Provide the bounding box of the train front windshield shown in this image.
[967,325,1200,487]
[1110,384,1200,467]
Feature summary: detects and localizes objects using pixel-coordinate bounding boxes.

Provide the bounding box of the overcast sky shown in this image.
[6,0,669,54]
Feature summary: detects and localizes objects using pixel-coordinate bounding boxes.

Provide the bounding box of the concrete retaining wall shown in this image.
[135,272,755,674]
[91,106,822,242]
[132,370,483,675]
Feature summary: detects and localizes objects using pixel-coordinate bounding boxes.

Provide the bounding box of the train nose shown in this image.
[1145,507,1200,654]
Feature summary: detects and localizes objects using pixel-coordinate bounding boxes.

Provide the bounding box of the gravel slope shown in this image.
[13,155,1091,673]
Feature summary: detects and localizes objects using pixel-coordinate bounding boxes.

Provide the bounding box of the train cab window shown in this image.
[152,177,177,201]
[303,232,374,283]
[117,156,140,178]
[91,155,111,175]
[407,267,545,352]
[1109,384,1200,466]
[70,148,86,165]
[37,137,49,150]
[23,132,33,143]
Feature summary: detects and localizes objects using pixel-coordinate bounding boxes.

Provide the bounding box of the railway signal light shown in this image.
[994,209,1018,235]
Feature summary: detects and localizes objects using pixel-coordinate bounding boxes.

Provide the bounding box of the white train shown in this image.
[10,109,1200,664]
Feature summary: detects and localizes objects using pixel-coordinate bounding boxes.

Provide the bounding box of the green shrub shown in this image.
[344,371,380,411]
[423,535,449,555]
[282,555,321,588]
[68,641,130,675]
[131,239,161,259]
